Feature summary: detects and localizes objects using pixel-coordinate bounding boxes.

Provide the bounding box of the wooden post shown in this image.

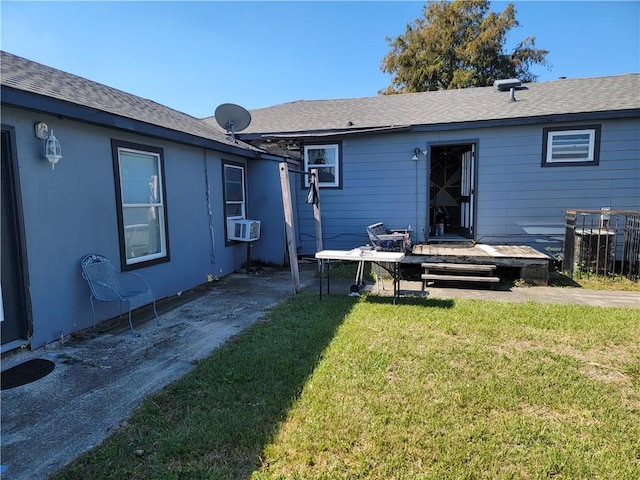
[279,162,300,293]
[310,169,324,274]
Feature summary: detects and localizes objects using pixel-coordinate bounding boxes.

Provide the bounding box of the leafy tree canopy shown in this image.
[380,0,549,94]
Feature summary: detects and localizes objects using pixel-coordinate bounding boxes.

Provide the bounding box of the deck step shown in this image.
[421,261,500,288]
[421,273,501,283]
[421,263,496,273]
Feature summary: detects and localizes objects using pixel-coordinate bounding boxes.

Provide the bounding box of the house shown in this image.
[1,51,294,351]
[2,50,638,350]
[228,74,640,256]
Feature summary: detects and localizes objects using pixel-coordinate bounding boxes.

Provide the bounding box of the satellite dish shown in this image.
[214,103,251,142]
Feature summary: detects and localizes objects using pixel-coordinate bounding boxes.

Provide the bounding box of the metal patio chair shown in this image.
[366,222,408,252]
[81,254,159,337]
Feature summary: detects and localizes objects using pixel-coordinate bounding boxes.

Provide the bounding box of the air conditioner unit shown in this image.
[228,219,261,242]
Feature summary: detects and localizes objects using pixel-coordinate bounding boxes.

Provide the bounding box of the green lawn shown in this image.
[53,293,640,480]
[548,271,640,291]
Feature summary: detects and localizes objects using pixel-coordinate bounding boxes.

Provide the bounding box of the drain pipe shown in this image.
[203,149,216,264]
[416,149,420,244]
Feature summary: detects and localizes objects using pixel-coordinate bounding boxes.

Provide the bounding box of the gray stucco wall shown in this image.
[2,107,286,348]
[294,117,639,255]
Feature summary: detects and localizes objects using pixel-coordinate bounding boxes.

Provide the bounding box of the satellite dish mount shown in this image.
[214,103,251,142]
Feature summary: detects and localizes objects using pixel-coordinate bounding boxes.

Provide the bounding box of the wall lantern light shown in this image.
[35,122,62,170]
[412,148,427,161]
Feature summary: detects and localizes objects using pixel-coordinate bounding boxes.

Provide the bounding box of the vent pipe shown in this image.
[510,87,516,102]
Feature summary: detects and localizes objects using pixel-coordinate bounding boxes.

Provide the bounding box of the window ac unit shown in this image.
[228,219,261,242]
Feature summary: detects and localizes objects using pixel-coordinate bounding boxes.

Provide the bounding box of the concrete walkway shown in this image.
[0,266,638,479]
[0,267,315,480]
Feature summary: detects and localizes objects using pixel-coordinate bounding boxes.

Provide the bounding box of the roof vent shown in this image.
[494,78,522,91]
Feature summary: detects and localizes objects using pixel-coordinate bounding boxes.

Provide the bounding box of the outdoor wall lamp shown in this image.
[35,122,62,170]
[412,148,427,160]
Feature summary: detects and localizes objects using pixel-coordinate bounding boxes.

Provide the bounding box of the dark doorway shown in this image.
[429,144,475,239]
[1,128,29,348]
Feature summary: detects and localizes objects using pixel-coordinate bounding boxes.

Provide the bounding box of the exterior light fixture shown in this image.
[412,148,426,161]
[44,130,62,169]
[35,122,62,170]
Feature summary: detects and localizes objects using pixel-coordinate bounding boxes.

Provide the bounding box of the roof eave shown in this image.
[241,108,640,140]
[409,109,640,132]
[185,105,640,147]
[1,86,259,157]
[239,125,412,140]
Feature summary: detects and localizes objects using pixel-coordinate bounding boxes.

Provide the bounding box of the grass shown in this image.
[548,271,640,291]
[335,259,640,291]
[52,289,640,480]
[255,299,640,479]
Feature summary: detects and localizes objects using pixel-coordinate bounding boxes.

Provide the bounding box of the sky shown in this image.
[1,1,639,119]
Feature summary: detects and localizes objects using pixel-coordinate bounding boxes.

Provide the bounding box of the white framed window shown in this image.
[112,140,169,269]
[542,125,601,166]
[223,163,246,220]
[304,144,340,187]
[223,163,247,243]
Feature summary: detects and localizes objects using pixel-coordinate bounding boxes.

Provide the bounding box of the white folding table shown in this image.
[315,249,405,304]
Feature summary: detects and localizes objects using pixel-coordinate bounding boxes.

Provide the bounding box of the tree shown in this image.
[380,0,549,94]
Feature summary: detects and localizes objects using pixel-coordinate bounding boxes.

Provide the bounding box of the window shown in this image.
[542,125,601,166]
[112,140,169,269]
[223,163,246,242]
[223,163,246,220]
[304,144,340,187]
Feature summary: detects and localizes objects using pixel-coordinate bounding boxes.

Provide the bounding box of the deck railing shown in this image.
[563,209,640,280]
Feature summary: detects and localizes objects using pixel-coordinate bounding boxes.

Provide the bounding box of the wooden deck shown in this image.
[406,243,551,285]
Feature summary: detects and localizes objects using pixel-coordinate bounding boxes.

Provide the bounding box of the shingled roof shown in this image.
[1,51,255,151]
[216,73,640,138]
[4,50,637,144]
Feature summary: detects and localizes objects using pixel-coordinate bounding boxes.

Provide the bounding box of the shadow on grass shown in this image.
[548,271,583,287]
[52,294,355,480]
[364,294,455,309]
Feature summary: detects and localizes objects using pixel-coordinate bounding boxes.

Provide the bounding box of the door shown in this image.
[459,145,475,238]
[1,128,29,347]
[430,143,475,238]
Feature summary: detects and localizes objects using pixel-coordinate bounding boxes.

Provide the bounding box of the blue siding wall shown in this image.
[3,107,272,348]
[294,118,639,255]
[475,119,640,248]
[295,133,428,254]
[247,158,289,266]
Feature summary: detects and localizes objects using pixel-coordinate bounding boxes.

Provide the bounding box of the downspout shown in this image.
[415,146,427,243]
[416,151,419,244]
[203,149,216,264]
